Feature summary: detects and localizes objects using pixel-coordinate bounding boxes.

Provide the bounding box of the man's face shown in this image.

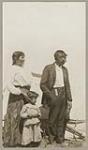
[55,52,66,66]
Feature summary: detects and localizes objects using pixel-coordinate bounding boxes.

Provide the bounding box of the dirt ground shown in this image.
[2,126,87,149]
[38,137,87,149]
[2,138,87,149]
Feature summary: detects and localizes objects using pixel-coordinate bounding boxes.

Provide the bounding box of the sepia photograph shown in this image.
[2,2,86,149]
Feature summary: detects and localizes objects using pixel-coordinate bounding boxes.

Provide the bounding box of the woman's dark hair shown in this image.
[54,50,67,60]
[12,51,25,65]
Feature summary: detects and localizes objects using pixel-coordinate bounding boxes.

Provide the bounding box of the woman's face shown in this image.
[16,55,25,67]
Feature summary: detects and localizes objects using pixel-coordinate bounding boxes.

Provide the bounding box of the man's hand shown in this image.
[67,101,72,109]
[65,101,72,120]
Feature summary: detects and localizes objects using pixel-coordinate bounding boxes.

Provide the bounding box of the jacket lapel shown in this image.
[52,63,56,84]
[62,66,66,85]
[48,63,56,88]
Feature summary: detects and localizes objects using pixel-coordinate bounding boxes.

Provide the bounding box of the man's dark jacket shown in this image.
[40,63,72,105]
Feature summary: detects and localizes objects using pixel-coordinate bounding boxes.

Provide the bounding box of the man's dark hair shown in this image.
[54,50,67,60]
[12,51,25,65]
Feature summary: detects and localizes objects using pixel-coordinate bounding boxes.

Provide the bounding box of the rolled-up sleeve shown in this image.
[7,82,21,95]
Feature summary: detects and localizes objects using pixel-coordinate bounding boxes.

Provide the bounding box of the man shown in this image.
[40,50,72,144]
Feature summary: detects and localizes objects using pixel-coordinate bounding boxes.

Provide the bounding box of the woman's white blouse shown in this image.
[7,65,33,95]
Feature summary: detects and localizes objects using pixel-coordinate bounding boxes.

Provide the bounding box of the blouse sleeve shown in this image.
[6,66,33,94]
[7,68,21,95]
[7,82,21,95]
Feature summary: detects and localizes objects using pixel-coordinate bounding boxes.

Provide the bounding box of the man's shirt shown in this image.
[54,63,64,88]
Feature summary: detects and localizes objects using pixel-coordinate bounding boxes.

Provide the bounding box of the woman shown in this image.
[3,51,32,147]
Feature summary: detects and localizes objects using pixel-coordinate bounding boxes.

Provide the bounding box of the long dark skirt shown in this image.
[3,94,24,147]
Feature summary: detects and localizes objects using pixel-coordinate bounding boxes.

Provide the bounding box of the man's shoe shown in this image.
[48,135,54,144]
[60,141,69,147]
[56,138,64,144]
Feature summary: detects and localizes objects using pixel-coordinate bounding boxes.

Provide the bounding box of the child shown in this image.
[20,91,42,147]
